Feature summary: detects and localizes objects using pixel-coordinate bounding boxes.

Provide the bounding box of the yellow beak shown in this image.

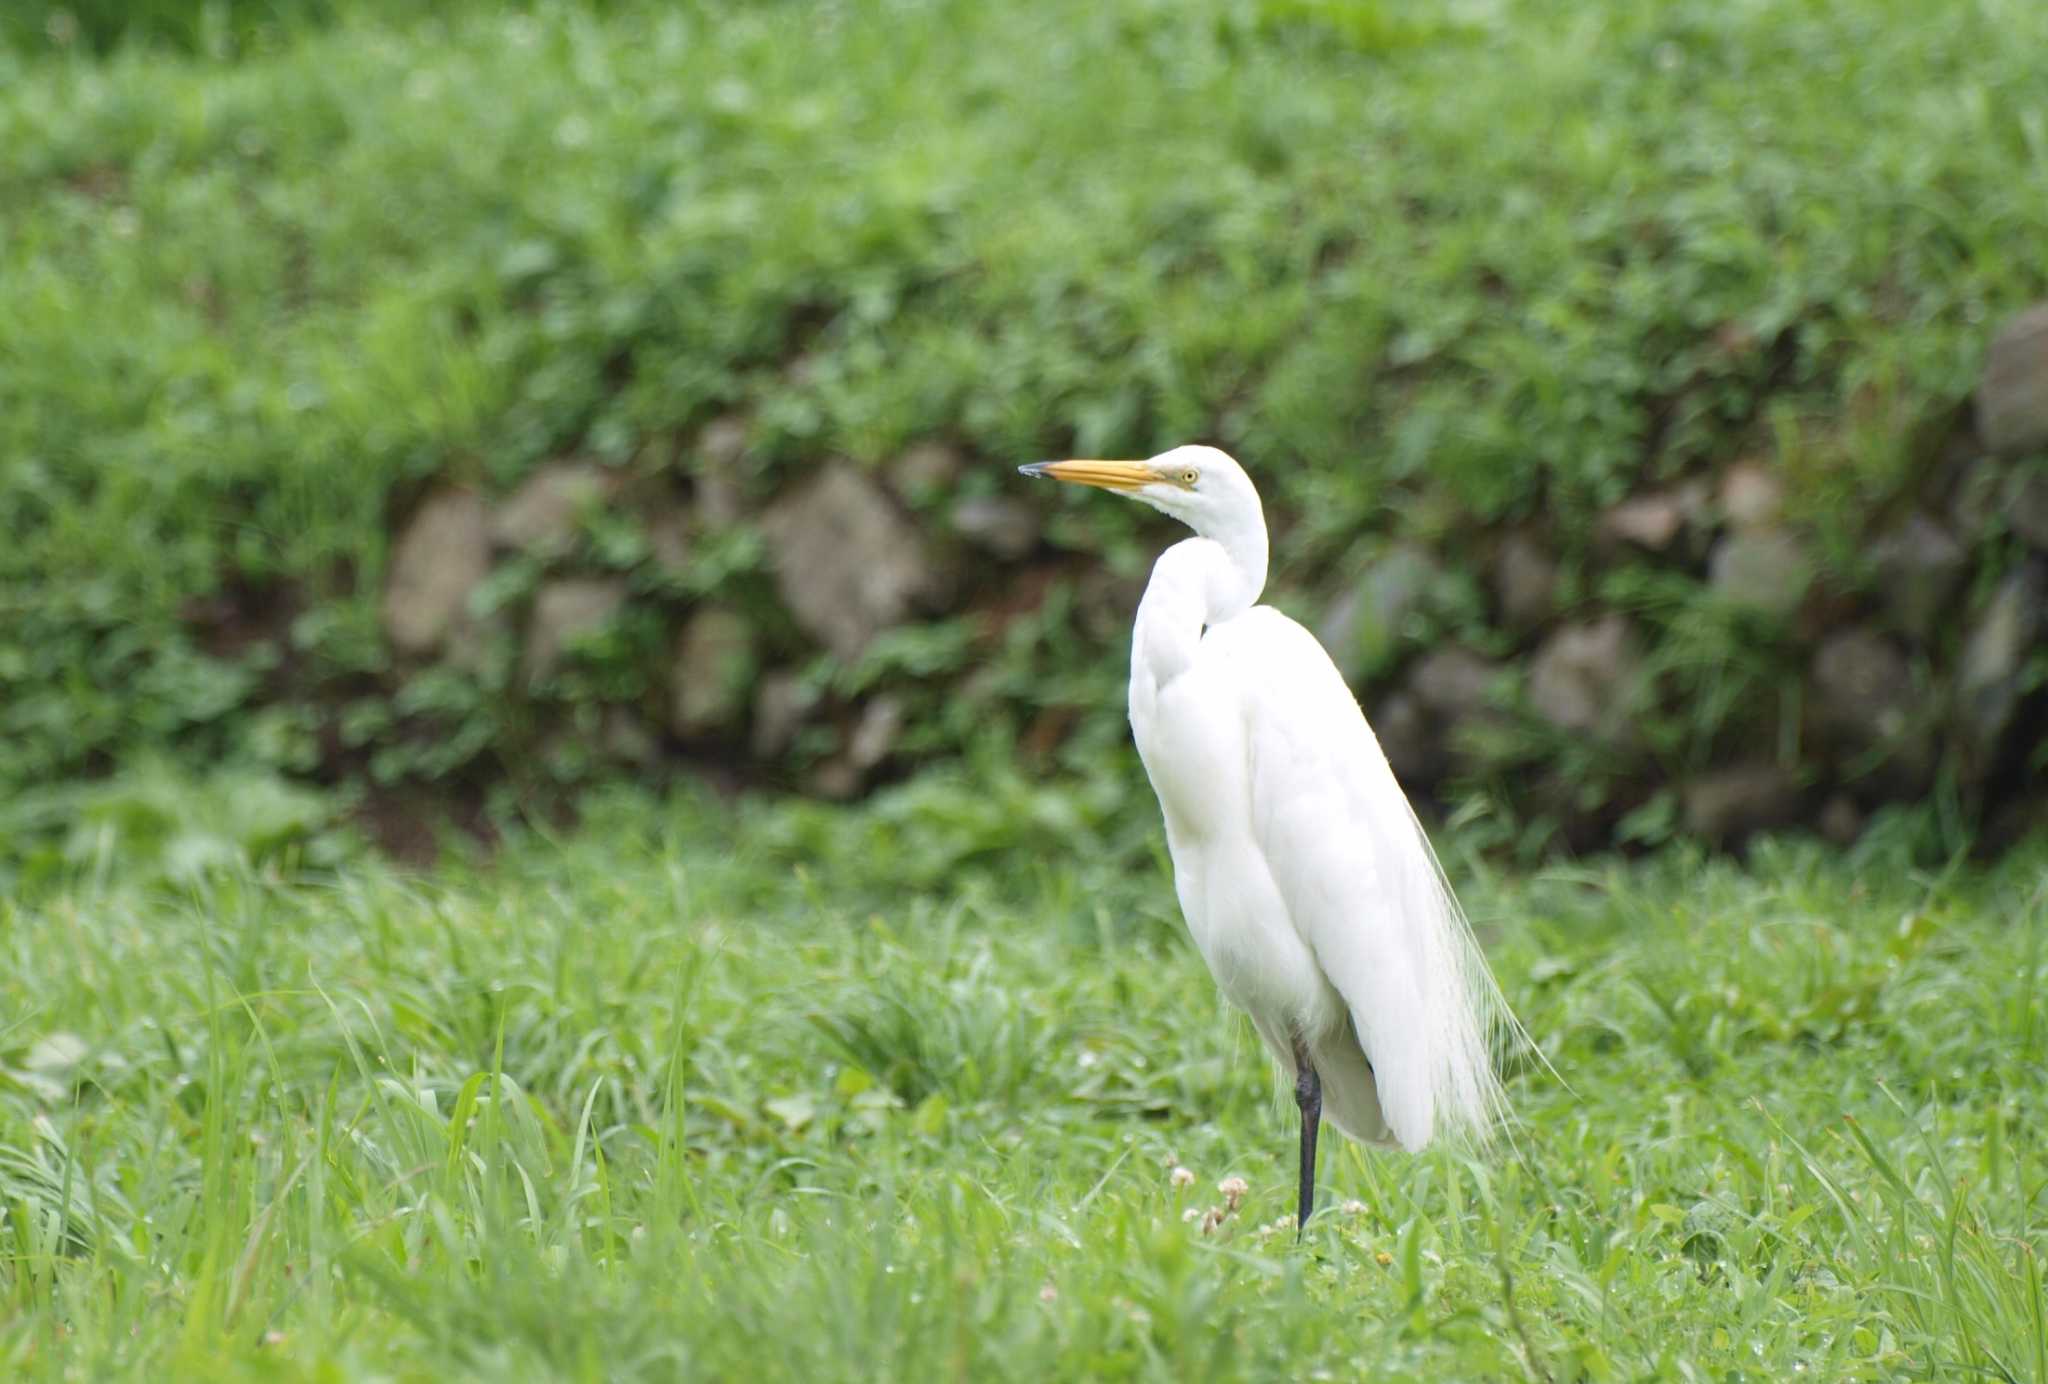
[1017,459,1156,492]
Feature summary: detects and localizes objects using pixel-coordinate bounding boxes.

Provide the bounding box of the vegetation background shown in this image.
[5,0,2048,867]
[3,0,2046,1378]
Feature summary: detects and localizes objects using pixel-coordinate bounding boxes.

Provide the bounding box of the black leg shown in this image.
[1291,1036,1321,1237]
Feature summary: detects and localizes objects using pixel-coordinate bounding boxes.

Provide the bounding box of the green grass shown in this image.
[4,771,2045,1380]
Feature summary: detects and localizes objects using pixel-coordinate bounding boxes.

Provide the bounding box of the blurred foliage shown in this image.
[1,0,2045,839]
[0,0,630,56]
[3,1,359,54]
[0,758,347,894]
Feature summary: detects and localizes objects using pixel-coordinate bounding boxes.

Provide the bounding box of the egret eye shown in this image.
[1179,469,1200,485]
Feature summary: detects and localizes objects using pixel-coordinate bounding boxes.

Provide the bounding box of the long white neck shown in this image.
[1130,515,1268,691]
[1205,500,1269,606]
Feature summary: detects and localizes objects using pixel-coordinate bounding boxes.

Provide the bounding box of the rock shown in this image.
[522,579,627,682]
[1682,763,1801,844]
[1599,492,1686,551]
[382,487,491,656]
[697,474,746,527]
[693,415,751,524]
[950,495,1040,559]
[697,414,750,471]
[1319,543,1442,684]
[1675,479,1713,529]
[1818,793,1864,846]
[846,695,905,770]
[1868,512,1965,639]
[1402,648,1501,779]
[1708,528,1810,617]
[1956,451,2048,551]
[1407,648,1500,725]
[668,607,758,736]
[890,441,964,502]
[1809,629,1911,746]
[1950,457,2005,541]
[1527,616,1640,740]
[647,511,693,576]
[1371,692,1435,785]
[491,462,621,553]
[751,672,817,759]
[446,613,509,673]
[1491,533,1558,632]
[807,700,903,799]
[1956,565,2045,772]
[1807,627,1935,794]
[1718,462,1785,530]
[783,352,821,388]
[1976,302,2048,455]
[602,709,660,767]
[809,758,862,800]
[761,465,942,660]
[2006,466,2048,550]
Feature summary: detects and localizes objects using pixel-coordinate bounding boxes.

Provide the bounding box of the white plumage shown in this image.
[1021,444,1517,1224]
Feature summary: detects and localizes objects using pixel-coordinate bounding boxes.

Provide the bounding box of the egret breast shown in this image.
[1133,657,1339,1037]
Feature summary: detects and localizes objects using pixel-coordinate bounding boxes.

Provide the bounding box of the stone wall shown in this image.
[378,306,2048,848]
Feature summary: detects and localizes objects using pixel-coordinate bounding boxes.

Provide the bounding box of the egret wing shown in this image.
[1209,607,1509,1151]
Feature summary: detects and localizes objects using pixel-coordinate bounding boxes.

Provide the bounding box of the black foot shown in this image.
[1291,1035,1321,1237]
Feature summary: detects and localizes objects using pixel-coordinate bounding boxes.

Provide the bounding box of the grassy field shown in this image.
[4,771,2044,1380]
[6,7,2048,1374]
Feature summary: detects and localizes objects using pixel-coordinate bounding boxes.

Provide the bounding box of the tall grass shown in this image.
[3,783,2044,1378]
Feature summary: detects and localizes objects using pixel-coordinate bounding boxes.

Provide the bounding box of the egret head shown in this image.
[1017,444,1261,537]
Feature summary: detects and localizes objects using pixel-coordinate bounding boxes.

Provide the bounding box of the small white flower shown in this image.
[1169,1166,1196,1190]
[1341,1199,1368,1216]
[1217,1176,1248,1210]
[1182,1207,1202,1223]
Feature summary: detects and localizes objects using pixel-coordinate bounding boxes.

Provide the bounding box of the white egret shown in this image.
[1020,446,1519,1230]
